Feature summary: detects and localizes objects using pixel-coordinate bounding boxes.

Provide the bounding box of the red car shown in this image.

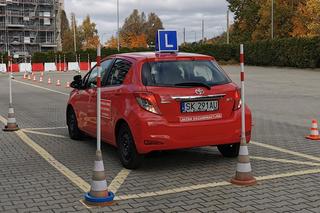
[67,52,252,169]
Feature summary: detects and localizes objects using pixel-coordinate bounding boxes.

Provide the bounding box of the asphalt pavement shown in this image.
[0,66,319,213]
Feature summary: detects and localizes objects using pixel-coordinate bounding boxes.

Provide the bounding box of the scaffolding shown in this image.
[0,0,62,60]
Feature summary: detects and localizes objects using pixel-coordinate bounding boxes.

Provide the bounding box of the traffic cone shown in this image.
[27,74,31,80]
[66,81,70,88]
[48,77,51,84]
[306,119,320,140]
[231,141,257,186]
[41,72,44,77]
[39,76,43,83]
[33,75,36,81]
[23,73,27,80]
[84,150,114,206]
[56,80,61,86]
[3,103,19,132]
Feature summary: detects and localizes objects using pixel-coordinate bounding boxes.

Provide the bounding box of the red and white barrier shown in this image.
[44,63,57,72]
[19,63,32,73]
[0,64,6,72]
[68,62,80,71]
[1,61,95,73]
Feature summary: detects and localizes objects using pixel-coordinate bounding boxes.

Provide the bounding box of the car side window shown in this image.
[85,59,113,89]
[101,59,114,87]
[106,59,132,86]
[86,67,98,88]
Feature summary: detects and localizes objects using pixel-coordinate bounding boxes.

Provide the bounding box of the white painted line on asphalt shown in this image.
[0,115,90,193]
[24,126,67,130]
[108,168,131,194]
[251,141,320,162]
[115,168,320,201]
[22,129,69,138]
[250,156,320,166]
[13,79,69,96]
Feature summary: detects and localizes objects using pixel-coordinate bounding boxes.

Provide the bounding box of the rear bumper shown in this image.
[129,107,252,154]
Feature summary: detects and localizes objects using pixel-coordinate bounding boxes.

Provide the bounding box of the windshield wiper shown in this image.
[174,82,211,90]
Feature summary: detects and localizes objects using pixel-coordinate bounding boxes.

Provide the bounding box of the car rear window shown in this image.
[142,60,231,87]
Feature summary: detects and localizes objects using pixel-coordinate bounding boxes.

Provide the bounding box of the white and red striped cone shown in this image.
[41,72,44,77]
[39,76,43,83]
[66,81,70,88]
[231,140,256,186]
[33,75,36,81]
[23,73,27,80]
[84,150,114,206]
[3,103,19,132]
[27,74,31,80]
[306,119,320,140]
[47,77,51,84]
[56,80,61,86]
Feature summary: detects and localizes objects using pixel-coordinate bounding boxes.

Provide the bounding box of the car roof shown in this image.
[111,52,213,61]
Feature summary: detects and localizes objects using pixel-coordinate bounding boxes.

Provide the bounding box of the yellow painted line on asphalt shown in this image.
[22,129,69,139]
[0,115,90,192]
[108,169,131,194]
[13,79,69,96]
[251,141,320,162]
[250,156,320,167]
[115,168,320,201]
[24,126,67,130]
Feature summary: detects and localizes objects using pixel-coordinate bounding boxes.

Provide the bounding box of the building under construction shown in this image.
[0,0,62,59]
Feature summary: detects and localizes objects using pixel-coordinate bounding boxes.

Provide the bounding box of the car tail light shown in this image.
[233,88,242,111]
[135,92,161,115]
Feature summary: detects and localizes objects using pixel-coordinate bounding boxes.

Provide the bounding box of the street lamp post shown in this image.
[117,0,120,52]
[271,0,274,39]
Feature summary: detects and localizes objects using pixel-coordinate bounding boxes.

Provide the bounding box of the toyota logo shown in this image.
[195,88,204,95]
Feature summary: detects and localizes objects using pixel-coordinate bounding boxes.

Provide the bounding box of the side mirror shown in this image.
[70,75,82,89]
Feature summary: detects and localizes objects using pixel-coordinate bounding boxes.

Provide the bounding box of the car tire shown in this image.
[67,108,84,140]
[217,143,240,158]
[117,123,143,169]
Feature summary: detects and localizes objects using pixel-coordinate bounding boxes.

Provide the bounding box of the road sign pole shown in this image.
[3,50,19,132]
[230,44,256,186]
[96,45,101,151]
[8,52,12,105]
[84,43,114,206]
[240,44,245,144]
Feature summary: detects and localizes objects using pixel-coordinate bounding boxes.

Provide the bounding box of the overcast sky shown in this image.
[65,0,233,44]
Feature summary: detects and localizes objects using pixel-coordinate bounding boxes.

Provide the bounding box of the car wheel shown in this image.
[117,123,143,169]
[67,108,83,140]
[217,143,240,158]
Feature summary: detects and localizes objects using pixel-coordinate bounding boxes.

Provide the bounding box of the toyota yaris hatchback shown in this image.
[67,52,252,169]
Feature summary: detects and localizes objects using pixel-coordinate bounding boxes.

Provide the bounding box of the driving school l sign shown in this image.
[156,30,178,52]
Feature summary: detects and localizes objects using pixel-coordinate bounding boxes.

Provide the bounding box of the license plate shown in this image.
[181,100,219,113]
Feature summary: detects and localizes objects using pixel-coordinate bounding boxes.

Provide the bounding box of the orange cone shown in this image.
[56,80,61,86]
[306,119,320,140]
[84,150,114,206]
[66,81,70,88]
[3,103,19,132]
[48,77,51,84]
[231,141,257,186]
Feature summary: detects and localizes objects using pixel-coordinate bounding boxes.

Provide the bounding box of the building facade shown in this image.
[0,0,62,59]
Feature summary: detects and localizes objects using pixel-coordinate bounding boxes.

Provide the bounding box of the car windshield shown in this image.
[142,60,231,87]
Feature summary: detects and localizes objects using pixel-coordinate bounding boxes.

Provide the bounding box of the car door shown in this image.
[73,71,92,131]
[100,58,133,144]
[87,59,114,136]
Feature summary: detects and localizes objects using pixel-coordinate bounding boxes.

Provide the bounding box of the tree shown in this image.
[292,0,320,37]
[144,13,163,45]
[105,36,118,48]
[81,15,99,50]
[61,10,70,51]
